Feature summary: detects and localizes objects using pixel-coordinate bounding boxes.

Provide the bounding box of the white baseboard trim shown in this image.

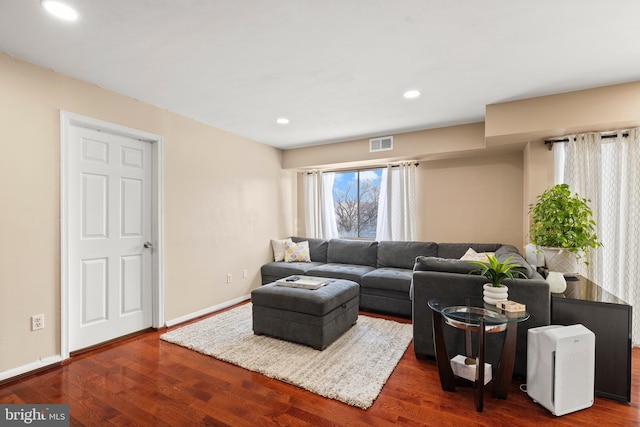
[1,296,252,382]
[165,294,251,327]
[0,355,64,383]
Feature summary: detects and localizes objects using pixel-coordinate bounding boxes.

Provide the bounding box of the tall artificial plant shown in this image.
[528,184,602,259]
[470,255,526,287]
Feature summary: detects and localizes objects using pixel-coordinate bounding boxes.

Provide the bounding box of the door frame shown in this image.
[60,111,164,359]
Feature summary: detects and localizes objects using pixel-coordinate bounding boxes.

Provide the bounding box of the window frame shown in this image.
[331,167,383,240]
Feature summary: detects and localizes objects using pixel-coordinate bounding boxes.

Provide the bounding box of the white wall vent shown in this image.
[369,136,393,152]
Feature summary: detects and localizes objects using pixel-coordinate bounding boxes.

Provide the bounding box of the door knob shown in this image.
[144,242,154,249]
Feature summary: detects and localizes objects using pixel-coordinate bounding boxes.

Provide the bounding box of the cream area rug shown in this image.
[160,303,413,409]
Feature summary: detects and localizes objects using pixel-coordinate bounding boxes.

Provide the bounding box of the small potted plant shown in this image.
[470,255,526,305]
[529,184,602,274]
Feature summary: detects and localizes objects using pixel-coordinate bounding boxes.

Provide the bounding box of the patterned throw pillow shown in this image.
[460,247,494,262]
[284,240,311,263]
[271,238,293,262]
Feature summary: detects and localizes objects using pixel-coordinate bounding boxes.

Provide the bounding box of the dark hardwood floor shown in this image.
[2,303,639,426]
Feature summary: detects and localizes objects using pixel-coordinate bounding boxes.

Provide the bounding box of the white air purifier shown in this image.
[527,324,595,416]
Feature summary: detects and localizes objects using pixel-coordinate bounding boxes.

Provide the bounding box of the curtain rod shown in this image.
[389,162,419,167]
[544,132,629,150]
[303,162,419,174]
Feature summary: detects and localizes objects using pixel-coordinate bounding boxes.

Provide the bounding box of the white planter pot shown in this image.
[483,283,508,305]
[546,271,567,294]
[540,247,579,274]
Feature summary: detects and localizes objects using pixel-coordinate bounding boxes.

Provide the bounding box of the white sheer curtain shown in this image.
[303,171,339,239]
[375,162,417,241]
[553,141,565,185]
[562,128,640,345]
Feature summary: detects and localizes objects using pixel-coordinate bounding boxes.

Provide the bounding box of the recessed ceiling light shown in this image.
[403,90,421,99]
[276,117,290,125]
[41,0,79,21]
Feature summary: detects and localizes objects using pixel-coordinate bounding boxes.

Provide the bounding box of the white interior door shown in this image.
[67,125,153,351]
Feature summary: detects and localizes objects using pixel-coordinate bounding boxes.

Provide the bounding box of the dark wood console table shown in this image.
[551,276,632,402]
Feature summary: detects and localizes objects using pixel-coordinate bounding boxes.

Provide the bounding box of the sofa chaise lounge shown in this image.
[410,243,550,376]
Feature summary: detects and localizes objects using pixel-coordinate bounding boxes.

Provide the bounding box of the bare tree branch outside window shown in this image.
[332,169,382,238]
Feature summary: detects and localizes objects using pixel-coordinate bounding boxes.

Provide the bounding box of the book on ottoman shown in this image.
[276,275,330,290]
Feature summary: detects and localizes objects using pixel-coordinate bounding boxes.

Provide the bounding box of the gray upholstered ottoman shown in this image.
[251,279,359,350]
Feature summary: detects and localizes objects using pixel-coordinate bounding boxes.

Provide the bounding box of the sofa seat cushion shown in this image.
[261,261,325,280]
[307,263,376,284]
[361,267,413,294]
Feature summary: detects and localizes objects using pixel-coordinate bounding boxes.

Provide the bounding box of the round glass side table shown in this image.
[428,297,530,412]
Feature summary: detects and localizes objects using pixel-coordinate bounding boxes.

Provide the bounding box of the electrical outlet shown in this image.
[243,269,248,279]
[31,314,44,331]
[227,273,232,284]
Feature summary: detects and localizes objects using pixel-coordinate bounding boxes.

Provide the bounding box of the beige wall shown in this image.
[283,122,487,170]
[417,152,523,247]
[0,54,295,372]
[522,140,554,241]
[486,81,640,146]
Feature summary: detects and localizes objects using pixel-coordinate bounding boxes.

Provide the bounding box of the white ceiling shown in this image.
[2,1,640,149]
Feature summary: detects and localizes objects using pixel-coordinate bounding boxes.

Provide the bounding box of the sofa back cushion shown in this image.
[327,239,378,267]
[437,243,502,260]
[377,241,438,270]
[413,256,478,274]
[495,245,534,278]
[291,237,329,263]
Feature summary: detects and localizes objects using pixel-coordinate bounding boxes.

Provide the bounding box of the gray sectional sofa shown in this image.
[261,237,437,317]
[260,237,551,376]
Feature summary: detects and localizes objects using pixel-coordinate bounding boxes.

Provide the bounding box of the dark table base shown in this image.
[432,310,519,412]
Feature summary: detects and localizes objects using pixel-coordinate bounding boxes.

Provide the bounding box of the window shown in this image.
[332,169,382,238]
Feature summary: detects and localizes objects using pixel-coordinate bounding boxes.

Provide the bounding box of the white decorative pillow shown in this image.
[271,238,292,262]
[284,240,311,263]
[460,248,494,263]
